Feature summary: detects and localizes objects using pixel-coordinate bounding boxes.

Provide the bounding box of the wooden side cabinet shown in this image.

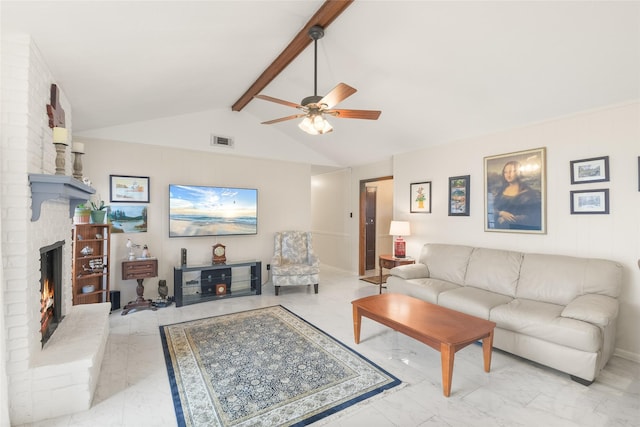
[121,258,158,315]
[72,224,111,305]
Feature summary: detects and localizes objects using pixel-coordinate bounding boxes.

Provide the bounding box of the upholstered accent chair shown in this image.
[272,231,319,295]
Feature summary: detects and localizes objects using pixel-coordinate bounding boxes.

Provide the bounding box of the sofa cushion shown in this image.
[561,294,619,327]
[389,263,429,280]
[490,298,601,353]
[420,244,474,284]
[437,287,512,319]
[386,277,459,304]
[464,247,522,297]
[582,259,623,298]
[517,254,583,305]
[517,253,622,305]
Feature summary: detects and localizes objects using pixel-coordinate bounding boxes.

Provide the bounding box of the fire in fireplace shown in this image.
[40,240,64,346]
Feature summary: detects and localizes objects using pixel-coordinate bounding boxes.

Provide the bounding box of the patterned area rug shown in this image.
[160,305,401,427]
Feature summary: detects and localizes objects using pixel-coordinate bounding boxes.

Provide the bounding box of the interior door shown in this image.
[359,175,393,276]
[365,187,377,270]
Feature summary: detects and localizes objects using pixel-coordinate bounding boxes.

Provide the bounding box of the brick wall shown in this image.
[1,35,107,424]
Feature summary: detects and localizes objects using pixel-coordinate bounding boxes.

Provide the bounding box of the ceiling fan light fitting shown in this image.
[301,95,323,107]
[299,113,333,135]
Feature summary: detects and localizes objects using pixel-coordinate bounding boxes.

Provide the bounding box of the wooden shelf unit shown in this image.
[72,224,111,305]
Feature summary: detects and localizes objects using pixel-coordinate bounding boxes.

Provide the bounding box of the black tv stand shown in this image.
[174,260,261,307]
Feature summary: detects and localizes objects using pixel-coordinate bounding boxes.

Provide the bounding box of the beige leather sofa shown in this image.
[386,243,623,384]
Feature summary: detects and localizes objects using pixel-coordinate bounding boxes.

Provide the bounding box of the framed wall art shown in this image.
[110,175,150,203]
[570,156,609,184]
[107,204,148,233]
[410,181,431,213]
[570,189,609,214]
[484,147,546,233]
[448,175,470,216]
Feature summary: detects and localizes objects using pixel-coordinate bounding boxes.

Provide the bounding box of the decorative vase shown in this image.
[90,210,106,224]
[158,280,168,300]
[74,206,91,224]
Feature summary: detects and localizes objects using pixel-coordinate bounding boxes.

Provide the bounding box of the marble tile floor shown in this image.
[18,266,640,427]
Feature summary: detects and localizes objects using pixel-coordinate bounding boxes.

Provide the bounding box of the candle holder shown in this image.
[72,142,85,180]
[52,127,69,175]
[72,151,84,180]
[54,143,67,175]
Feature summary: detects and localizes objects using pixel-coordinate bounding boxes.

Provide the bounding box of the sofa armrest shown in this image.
[561,294,619,327]
[389,263,429,280]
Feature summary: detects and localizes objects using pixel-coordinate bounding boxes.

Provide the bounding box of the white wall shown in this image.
[389,102,640,359]
[311,169,352,272]
[80,138,312,304]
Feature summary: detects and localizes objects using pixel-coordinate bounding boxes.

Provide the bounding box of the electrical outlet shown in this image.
[267,264,271,270]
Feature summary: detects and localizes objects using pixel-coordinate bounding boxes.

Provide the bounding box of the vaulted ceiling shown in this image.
[3,1,639,167]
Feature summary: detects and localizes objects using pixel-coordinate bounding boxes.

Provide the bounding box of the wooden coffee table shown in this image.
[352,293,496,397]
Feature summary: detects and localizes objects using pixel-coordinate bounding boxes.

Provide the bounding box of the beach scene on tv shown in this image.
[169,185,257,237]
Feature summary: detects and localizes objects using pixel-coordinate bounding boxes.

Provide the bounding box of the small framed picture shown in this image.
[570,156,609,184]
[448,175,470,216]
[107,204,148,233]
[410,181,431,213]
[110,175,150,203]
[570,189,609,214]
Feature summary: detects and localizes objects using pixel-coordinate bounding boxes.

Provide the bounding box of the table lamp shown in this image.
[389,220,410,258]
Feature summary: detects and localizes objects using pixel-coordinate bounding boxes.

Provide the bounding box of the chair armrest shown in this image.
[271,255,283,267]
[561,294,619,327]
[309,253,320,267]
[389,263,429,280]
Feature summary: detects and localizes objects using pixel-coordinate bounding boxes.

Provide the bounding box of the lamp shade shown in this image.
[389,220,410,236]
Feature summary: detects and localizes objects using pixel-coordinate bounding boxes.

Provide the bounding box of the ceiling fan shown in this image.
[254,25,381,135]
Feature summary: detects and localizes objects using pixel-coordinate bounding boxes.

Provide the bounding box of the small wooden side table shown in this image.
[378,254,415,294]
[121,258,158,315]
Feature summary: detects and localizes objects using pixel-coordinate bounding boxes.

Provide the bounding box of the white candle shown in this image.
[72,142,85,153]
[52,127,68,145]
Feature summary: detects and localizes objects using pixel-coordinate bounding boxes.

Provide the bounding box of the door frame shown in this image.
[358,175,393,276]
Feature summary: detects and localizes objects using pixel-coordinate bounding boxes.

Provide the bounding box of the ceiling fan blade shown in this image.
[319,83,357,109]
[254,94,302,109]
[328,109,381,120]
[261,114,305,125]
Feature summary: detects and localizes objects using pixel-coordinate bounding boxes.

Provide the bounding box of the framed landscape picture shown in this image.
[107,204,148,233]
[448,175,470,216]
[410,181,431,213]
[570,189,609,214]
[484,147,546,234]
[110,175,150,203]
[570,156,609,184]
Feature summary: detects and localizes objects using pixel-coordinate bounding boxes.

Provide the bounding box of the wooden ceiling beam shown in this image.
[231,0,354,112]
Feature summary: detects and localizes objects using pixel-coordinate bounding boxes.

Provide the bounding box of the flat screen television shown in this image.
[169,184,257,237]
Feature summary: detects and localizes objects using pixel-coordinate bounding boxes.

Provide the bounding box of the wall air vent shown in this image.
[210,135,234,148]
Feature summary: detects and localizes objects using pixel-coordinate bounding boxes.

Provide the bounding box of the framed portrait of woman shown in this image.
[484,147,546,234]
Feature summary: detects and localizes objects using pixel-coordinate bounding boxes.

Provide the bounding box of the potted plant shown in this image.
[73,203,91,224]
[90,196,108,224]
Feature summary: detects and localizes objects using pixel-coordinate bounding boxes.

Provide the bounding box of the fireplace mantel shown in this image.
[29,174,95,221]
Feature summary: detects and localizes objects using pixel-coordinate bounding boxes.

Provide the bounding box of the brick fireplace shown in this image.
[1,35,110,424]
[39,240,64,347]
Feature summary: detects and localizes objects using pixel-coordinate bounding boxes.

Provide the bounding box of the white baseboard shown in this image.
[614,347,640,363]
